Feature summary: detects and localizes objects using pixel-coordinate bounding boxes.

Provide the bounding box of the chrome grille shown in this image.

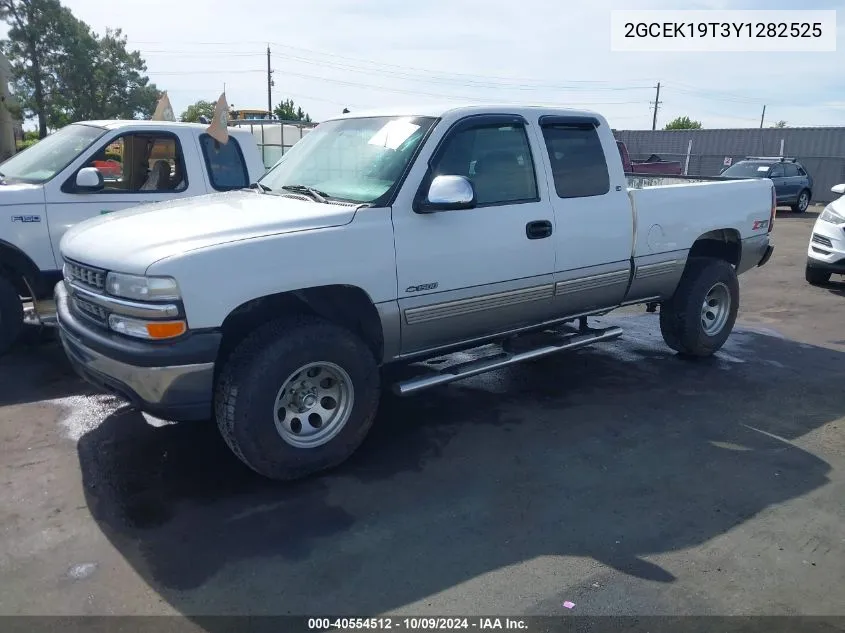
[812,234,833,248]
[63,259,106,291]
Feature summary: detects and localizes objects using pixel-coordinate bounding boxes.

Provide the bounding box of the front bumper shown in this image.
[807,218,845,274]
[55,282,220,422]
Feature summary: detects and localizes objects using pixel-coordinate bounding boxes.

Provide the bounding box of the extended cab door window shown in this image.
[541,126,610,198]
[431,123,539,206]
[199,134,249,191]
[76,132,188,194]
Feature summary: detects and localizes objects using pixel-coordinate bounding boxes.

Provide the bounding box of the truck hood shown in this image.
[0,182,45,205]
[60,190,360,273]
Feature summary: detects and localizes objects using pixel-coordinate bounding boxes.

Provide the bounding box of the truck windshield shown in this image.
[721,162,771,178]
[258,116,437,204]
[0,123,107,184]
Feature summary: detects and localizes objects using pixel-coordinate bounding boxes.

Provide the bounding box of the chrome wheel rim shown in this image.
[701,282,731,337]
[273,362,354,448]
[799,192,809,211]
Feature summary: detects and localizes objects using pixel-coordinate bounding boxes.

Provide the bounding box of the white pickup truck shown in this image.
[55,105,775,481]
[0,120,266,355]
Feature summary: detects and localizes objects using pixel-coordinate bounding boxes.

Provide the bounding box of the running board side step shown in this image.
[392,325,623,396]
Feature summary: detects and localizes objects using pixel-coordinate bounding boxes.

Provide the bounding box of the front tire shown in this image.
[659,257,739,357]
[214,316,381,481]
[0,275,23,357]
[792,189,810,213]
[805,263,831,286]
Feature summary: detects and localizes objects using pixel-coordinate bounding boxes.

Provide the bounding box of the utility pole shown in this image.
[651,82,661,130]
[760,105,766,129]
[266,45,273,115]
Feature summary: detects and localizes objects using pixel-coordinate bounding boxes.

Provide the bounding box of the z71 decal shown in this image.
[11,215,41,223]
[752,219,769,231]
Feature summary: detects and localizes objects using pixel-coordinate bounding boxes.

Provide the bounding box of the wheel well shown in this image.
[687,229,741,267]
[0,241,40,297]
[216,285,385,369]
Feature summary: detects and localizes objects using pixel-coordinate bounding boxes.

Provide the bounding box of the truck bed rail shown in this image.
[626,173,746,189]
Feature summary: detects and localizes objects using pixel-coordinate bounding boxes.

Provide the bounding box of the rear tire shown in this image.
[805,263,831,286]
[0,275,23,357]
[214,315,381,481]
[792,189,810,213]
[659,257,739,357]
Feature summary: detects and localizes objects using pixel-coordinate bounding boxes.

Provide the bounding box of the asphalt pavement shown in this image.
[1,208,844,620]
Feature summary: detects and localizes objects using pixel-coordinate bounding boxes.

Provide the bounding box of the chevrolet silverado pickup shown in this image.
[54,104,776,481]
[0,120,265,355]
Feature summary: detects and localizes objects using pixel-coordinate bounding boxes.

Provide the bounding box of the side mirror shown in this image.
[416,175,476,213]
[75,167,104,192]
[831,183,845,195]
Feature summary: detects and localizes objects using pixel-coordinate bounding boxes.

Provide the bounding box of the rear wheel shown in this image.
[214,315,381,481]
[659,257,739,357]
[0,275,23,357]
[792,189,810,213]
[805,263,831,286]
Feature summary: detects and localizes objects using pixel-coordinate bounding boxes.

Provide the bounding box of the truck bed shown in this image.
[626,175,774,261]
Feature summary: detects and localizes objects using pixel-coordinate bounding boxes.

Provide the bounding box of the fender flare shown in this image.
[0,239,42,296]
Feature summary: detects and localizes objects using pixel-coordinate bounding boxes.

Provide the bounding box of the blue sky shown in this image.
[14,0,845,128]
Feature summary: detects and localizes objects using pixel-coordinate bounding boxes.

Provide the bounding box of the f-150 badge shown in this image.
[11,215,41,223]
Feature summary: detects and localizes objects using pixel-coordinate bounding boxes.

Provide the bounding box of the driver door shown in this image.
[392,114,558,355]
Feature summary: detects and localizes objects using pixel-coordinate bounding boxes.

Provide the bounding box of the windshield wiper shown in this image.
[249,182,272,193]
[281,184,328,203]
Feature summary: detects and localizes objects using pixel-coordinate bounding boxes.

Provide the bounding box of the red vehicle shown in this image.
[616,140,683,176]
[90,159,122,179]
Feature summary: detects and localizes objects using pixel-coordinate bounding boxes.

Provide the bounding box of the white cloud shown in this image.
[19,0,845,128]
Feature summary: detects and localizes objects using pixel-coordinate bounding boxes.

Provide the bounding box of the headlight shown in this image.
[105,272,181,301]
[820,206,845,225]
[108,314,187,340]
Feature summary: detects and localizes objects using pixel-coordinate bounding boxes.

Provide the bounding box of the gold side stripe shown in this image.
[555,270,630,296]
[404,284,555,325]
[635,260,681,280]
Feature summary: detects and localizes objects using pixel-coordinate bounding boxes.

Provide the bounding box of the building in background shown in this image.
[613,127,845,204]
[0,52,22,161]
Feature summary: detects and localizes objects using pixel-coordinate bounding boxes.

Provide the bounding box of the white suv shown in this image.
[806,184,845,285]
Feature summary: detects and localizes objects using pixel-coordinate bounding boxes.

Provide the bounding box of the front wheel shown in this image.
[0,275,23,357]
[659,257,739,357]
[214,316,381,481]
[805,263,831,286]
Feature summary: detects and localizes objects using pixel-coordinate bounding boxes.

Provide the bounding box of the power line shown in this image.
[129,38,661,87]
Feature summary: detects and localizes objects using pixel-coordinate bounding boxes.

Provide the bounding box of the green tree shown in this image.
[664,116,702,130]
[771,120,787,128]
[273,98,312,122]
[180,99,215,122]
[0,2,162,135]
[0,0,85,137]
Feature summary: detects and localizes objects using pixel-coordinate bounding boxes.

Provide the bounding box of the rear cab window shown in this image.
[199,133,249,191]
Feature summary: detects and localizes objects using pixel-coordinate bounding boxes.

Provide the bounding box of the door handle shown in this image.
[526,220,553,240]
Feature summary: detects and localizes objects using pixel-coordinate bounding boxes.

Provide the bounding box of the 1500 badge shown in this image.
[406,282,438,293]
[11,215,41,223]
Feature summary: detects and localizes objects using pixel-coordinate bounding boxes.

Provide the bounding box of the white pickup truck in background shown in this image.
[0,120,266,355]
[55,104,776,481]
